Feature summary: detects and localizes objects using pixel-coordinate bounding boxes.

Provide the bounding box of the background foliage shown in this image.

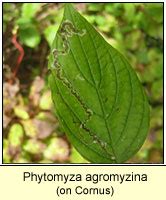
[3,3,163,163]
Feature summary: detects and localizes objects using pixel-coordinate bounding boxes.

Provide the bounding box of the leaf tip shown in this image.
[64,3,74,12]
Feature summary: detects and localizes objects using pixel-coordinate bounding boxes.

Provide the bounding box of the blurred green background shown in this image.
[3,3,163,164]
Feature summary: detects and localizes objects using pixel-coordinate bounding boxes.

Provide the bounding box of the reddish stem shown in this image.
[11,34,24,78]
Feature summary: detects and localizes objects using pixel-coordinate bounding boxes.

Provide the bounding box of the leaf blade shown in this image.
[49,4,149,163]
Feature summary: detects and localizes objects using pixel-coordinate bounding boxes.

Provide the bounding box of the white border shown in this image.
[0,0,165,166]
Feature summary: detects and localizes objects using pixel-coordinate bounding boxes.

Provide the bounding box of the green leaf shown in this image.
[19,25,41,48]
[124,4,136,22]
[39,91,52,110]
[14,106,29,120]
[48,4,149,163]
[8,123,24,147]
[44,25,59,47]
[23,139,45,154]
[3,139,11,163]
[151,79,163,101]
[21,3,41,19]
[22,120,37,138]
[87,3,104,12]
[145,3,163,23]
